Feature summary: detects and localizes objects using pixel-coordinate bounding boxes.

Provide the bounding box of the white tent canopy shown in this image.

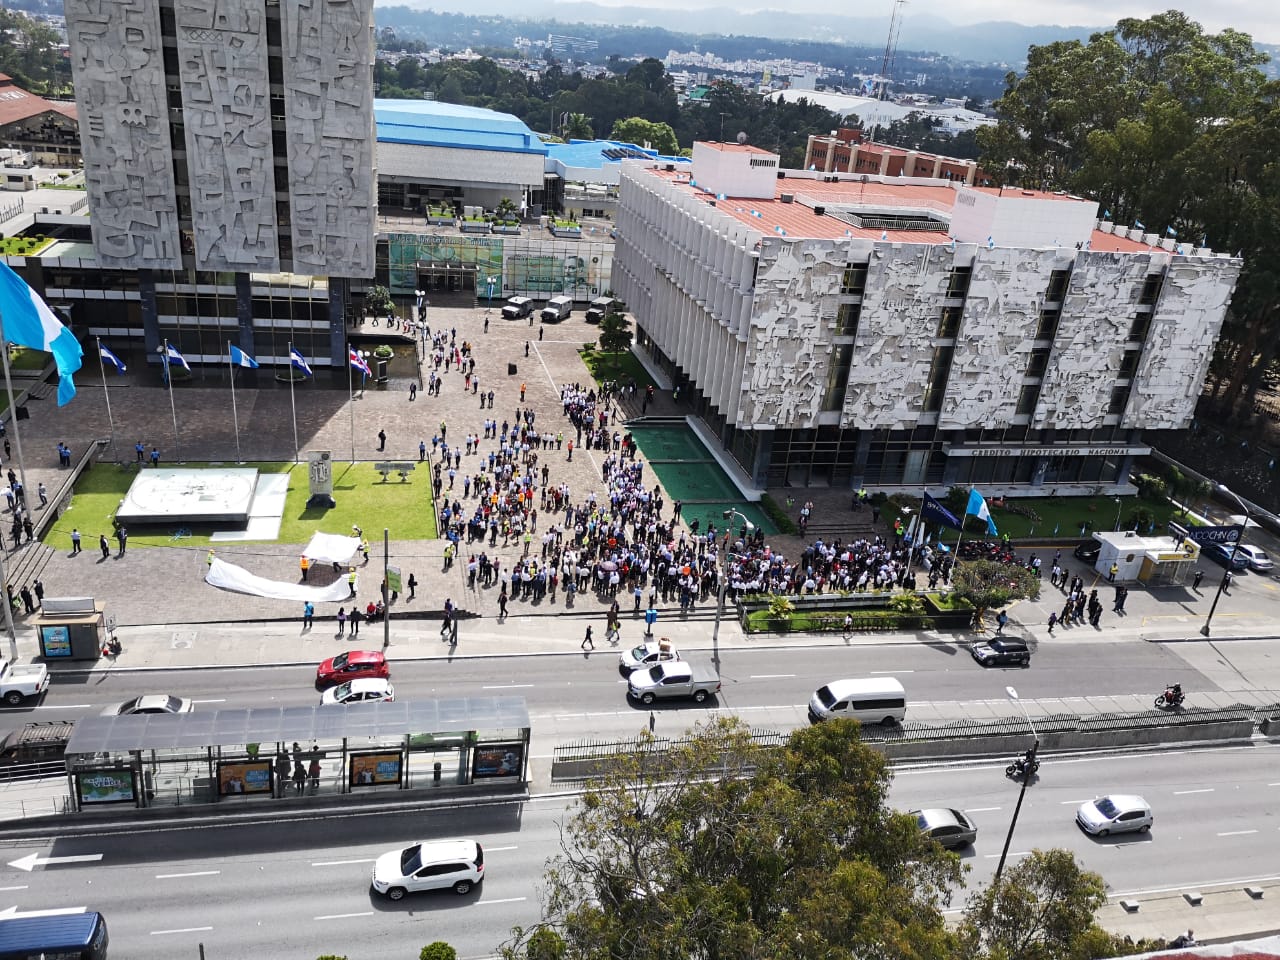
[205,558,353,603]
[303,532,362,564]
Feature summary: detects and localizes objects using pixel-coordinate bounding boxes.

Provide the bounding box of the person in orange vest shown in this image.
[520,382,527,402]
[300,555,310,581]
[567,439,574,462]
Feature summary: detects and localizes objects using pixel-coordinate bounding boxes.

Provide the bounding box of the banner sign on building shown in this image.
[1170,522,1242,545]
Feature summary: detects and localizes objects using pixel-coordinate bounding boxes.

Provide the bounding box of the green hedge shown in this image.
[759,494,798,534]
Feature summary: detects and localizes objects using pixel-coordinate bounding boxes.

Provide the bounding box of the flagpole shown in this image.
[95,337,117,459]
[348,340,355,463]
[228,341,243,464]
[0,317,20,659]
[288,341,299,465]
[162,339,182,462]
[1,335,31,505]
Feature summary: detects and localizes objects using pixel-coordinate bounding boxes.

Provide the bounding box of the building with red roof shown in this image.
[613,141,1241,495]
[0,72,79,167]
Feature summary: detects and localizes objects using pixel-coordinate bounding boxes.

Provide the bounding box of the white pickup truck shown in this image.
[0,658,51,706]
[627,660,721,705]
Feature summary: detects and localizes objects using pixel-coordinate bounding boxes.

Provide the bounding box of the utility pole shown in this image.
[383,528,390,650]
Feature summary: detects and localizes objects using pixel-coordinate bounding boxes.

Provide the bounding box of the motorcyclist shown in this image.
[1164,682,1183,702]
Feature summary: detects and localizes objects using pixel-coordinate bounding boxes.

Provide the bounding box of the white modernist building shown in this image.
[612,141,1241,495]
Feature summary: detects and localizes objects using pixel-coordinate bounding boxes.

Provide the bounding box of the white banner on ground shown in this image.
[302,532,361,564]
[205,558,352,603]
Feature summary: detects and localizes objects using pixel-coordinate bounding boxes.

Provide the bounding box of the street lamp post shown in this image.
[897,507,915,588]
[1200,483,1250,637]
[711,509,753,670]
[994,686,1039,885]
[485,276,498,311]
[1112,496,1123,532]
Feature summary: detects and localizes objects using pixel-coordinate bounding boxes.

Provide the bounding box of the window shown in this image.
[1045,269,1071,302]
[840,264,868,295]
[944,266,972,299]
[921,346,954,412]
[1118,350,1139,378]
[1016,383,1041,416]
[1035,310,1060,340]
[1026,348,1050,378]
[835,302,860,337]
[937,306,963,338]
[1108,385,1131,415]
[1128,313,1152,342]
[1139,273,1163,305]
[823,343,854,411]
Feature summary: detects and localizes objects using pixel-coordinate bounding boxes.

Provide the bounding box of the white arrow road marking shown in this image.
[0,905,86,919]
[8,853,103,872]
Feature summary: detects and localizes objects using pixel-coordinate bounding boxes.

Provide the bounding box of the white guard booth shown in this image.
[1091,531,1199,585]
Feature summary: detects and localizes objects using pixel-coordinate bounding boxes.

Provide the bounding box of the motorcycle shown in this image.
[1005,755,1040,779]
[1154,686,1185,709]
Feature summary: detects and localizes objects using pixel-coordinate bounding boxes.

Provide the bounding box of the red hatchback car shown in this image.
[316,650,390,688]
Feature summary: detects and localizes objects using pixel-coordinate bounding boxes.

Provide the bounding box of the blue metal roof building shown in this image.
[374,100,547,156]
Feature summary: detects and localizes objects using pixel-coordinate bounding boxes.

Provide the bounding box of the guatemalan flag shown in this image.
[0,261,82,405]
[966,488,999,536]
[289,346,313,377]
[229,344,259,369]
[99,342,126,375]
[349,349,372,378]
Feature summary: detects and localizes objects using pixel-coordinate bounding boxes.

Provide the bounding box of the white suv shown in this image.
[372,839,484,900]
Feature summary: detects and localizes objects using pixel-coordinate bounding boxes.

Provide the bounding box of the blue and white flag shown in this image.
[1134,219,1145,230]
[966,488,999,536]
[1166,225,1177,236]
[98,342,126,375]
[229,344,259,369]
[290,347,313,377]
[0,260,82,405]
[921,492,963,531]
[163,343,190,371]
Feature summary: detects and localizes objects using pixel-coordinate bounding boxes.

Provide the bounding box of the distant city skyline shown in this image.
[448,0,1278,45]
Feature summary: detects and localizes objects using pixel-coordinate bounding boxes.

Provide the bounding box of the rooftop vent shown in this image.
[780,193,794,203]
[814,205,826,216]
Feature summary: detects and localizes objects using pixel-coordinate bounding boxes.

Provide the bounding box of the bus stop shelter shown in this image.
[62,698,530,811]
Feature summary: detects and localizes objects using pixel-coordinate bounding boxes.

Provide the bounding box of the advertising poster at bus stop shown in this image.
[77,768,136,805]
[218,760,273,796]
[349,751,402,787]
[471,743,524,779]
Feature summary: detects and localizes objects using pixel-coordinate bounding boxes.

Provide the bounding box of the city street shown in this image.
[0,743,1276,959]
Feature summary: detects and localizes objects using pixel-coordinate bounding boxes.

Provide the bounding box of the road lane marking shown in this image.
[0,886,28,892]
[8,853,102,872]
[152,926,213,935]
[870,669,914,674]
[1060,800,1092,805]
[480,897,527,905]
[316,912,374,920]
[34,703,90,709]
[312,858,376,867]
[1269,782,1280,787]
[965,807,1001,813]
[1110,871,1280,899]
[1218,830,1259,837]
[156,870,220,879]
[749,674,795,679]
[1174,788,1214,795]
[191,699,226,704]
[486,846,518,852]
[482,684,534,689]
[985,852,1029,859]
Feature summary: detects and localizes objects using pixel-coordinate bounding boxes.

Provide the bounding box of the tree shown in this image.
[951,559,1040,622]
[496,197,519,222]
[500,716,964,960]
[596,308,632,373]
[609,117,679,155]
[563,113,594,140]
[364,284,394,316]
[960,849,1111,960]
[419,943,458,960]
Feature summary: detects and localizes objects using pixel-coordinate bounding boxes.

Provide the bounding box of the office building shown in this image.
[612,141,1241,495]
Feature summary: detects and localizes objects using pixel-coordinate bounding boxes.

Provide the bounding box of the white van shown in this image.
[540,296,573,322]
[808,678,906,725]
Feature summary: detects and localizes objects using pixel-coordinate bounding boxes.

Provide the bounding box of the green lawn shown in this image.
[579,348,657,389]
[43,461,437,549]
[944,494,1180,541]
[0,237,54,256]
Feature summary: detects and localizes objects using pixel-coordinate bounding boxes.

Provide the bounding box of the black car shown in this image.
[970,638,1031,667]
[1073,540,1101,564]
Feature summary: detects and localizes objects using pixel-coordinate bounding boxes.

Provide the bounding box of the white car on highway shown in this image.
[371,839,484,900]
[1075,794,1152,836]
[319,678,395,705]
[619,639,679,673]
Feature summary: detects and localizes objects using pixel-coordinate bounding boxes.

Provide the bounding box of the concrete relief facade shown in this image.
[66,0,182,269]
[1125,258,1241,428]
[280,0,376,277]
[847,244,954,429]
[940,248,1059,428]
[175,0,279,272]
[744,239,841,426]
[1033,251,1150,428]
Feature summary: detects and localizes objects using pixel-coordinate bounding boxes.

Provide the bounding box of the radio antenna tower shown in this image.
[878,0,906,101]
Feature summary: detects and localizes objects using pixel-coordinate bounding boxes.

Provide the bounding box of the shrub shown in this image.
[759,494,798,534]
[420,943,458,960]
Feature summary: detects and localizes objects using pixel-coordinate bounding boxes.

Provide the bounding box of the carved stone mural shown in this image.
[941,248,1060,429]
[846,243,955,429]
[1125,258,1241,428]
[174,0,279,271]
[1033,251,1151,428]
[744,239,842,426]
[66,0,182,269]
[280,0,376,277]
